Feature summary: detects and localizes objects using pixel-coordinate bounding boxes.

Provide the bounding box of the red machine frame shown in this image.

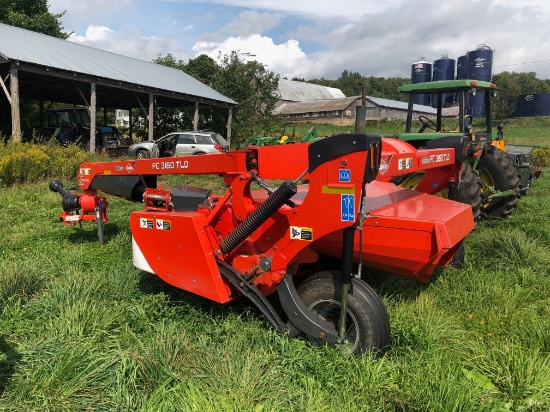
[51,133,475,354]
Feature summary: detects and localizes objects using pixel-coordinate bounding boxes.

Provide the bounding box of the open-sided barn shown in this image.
[0,23,237,147]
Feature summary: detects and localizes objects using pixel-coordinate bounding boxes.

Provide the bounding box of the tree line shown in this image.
[298,70,550,120]
[2,1,550,145]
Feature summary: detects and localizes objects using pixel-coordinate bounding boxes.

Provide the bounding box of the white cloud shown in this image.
[491,0,550,10]
[268,0,550,79]
[193,34,309,78]
[70,25,113,42]
[49,0,550,80]
[48,0,133,15]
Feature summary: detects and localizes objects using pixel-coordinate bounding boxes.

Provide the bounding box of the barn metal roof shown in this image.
[367,96,436,114]
[0,23,236,108]
[275,96,358,115]
[275,95,436,115]
[277,79,346,101]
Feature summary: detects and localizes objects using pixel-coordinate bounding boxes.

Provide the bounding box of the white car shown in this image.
[127,130,229,159]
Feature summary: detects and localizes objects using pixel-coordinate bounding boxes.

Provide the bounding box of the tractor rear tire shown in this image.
[296,271,390,357]
[453,162,482,221]
[476,147,520,219]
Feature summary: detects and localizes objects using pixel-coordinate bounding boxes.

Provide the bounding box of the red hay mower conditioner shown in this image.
[50,133,475,355]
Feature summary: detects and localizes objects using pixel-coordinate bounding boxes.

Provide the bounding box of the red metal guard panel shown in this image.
[130,211,232,303]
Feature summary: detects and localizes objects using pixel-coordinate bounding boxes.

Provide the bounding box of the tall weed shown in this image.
[0,141,94,186]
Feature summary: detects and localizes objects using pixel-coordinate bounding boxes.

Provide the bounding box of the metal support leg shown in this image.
[339,225,355,342]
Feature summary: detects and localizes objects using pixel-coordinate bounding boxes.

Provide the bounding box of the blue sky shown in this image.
[48,0,550,80]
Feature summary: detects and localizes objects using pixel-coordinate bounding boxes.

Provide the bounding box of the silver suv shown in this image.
[151,131,229,157]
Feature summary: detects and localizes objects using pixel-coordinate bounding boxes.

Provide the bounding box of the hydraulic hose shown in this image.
[49,180,81,212]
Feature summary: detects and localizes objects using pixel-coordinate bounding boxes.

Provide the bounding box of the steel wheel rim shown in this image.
[479,168,496,208]
[399,171,449,198]
[308,299,359,352]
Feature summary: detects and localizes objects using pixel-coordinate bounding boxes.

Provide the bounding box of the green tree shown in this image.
[336,70,363,96]
[153,52,280,146]
[0,0,67,38]
[308,70,410,100]
[153,53,186,70]
[144,54,195,138]
[210,51,280,146]
[183,54,219,87]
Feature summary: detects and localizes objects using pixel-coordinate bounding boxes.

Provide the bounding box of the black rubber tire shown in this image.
[453,162,482,222]
[476,147,520,219]
[136,149,149,159]
[296,271,390,356]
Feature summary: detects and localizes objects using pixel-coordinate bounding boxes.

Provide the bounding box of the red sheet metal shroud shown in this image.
[255,180,474,282]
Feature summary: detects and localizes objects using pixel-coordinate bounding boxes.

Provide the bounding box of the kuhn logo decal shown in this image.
[378,155,392,175]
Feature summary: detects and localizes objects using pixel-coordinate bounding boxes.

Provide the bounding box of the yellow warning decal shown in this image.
[321,185,355,195]
[290,226,313,241]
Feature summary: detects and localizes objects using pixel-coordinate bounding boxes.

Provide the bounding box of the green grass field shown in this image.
[1,121,549,411]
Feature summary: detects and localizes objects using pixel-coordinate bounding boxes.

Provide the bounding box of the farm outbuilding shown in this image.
[274,79,438,125]
[0,23,237,149]
[276,79,345,104]
[275,94,437,126]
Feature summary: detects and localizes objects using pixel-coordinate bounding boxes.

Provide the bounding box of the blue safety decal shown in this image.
[339,169,351,182]
[341,194,355,221]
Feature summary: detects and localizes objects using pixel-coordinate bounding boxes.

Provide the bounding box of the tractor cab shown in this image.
[394,79,529,219]
[398,79,499,150]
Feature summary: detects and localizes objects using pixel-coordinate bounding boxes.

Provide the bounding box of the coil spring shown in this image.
[220,180,297,254]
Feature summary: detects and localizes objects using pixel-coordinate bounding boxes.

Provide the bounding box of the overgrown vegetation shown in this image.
[0,141,93,186]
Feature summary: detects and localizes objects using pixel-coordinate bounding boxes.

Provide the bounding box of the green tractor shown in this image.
[394,79,521,220]
[243,124,321,147]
